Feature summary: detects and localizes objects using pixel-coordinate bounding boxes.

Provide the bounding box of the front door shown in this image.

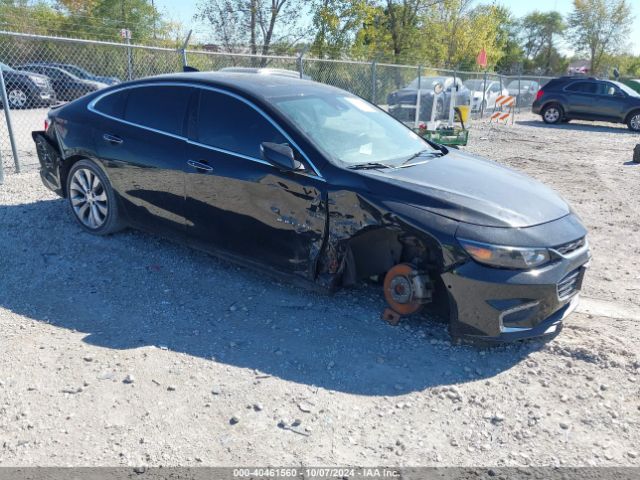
[184,88,327,279]
[595,82,629,120]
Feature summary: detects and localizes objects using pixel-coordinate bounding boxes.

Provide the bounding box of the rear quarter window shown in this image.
[94,90,129,119]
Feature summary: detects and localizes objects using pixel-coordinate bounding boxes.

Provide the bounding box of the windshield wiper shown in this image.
[347,162,393,170]
[400,149,444,166]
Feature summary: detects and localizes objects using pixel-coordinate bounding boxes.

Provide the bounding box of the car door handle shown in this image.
[102,133,123,145]
[187,159,213,172]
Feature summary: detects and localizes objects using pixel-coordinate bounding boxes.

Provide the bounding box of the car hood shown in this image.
[358,149,570,228]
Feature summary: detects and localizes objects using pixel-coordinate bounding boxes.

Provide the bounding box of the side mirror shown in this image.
[260,142,302,171]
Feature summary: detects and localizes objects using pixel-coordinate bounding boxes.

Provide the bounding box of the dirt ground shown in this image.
[0,113,639,467]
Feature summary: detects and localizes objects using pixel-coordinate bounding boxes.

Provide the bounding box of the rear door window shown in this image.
[565,82,597,94]
[124,85,192,136]
[195,89,286,159]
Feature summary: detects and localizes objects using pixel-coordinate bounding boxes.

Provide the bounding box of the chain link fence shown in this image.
[0,30,555,180]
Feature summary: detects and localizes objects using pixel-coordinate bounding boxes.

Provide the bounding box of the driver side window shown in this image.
[196,90,287,160]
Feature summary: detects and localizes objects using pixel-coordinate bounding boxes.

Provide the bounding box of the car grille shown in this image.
[557,268,582,300]
[554,237,586,256]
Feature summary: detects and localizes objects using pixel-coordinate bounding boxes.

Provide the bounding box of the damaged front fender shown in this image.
[315,190,465,290]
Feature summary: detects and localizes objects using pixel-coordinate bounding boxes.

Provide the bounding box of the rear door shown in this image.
[92,84,193,235]
[563,81,598,118]
[184,87,327,278]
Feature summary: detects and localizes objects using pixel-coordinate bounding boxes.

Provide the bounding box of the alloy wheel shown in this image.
[69,168,108,229]
[544,107,560,123]
[631,114,640,131]
[8,88,27,108]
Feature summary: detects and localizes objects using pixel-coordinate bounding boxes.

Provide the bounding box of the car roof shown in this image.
[219,67,300,78]
[132,71,344,100]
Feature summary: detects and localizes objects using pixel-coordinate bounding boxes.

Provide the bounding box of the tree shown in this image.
[567,0,633,74]
[195,0,304,60]
[310,0,370,59]
[493,5,525,73]
[520,11,564,74]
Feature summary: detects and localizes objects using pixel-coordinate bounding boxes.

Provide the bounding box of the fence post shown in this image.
[0,141,4,184]
[0,68,20,173]
[414,65,422,129]
[126,36,133,81]
[370,60,377,104]
[297,51,304,79]
[480,70,487,119]
[517,66,522,112]
[448,67,457,127]
[180,30,192,71]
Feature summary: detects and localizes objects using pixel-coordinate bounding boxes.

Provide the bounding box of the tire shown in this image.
[627,111,640,132]
[66,159,125,235]
[542,103,563,124]
[7,87,29,109]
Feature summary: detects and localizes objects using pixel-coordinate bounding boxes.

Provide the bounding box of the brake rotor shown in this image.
[383,263,431,316]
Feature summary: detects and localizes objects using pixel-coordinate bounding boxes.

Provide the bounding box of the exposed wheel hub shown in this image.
[383,263,432,316]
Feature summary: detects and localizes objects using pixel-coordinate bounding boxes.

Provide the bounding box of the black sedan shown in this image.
[17,63,107,101]
[0,62,56,108]
[32,72,590,343]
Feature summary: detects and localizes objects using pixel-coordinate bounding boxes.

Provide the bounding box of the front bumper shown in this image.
[34,87,57,106]
[442,240,591,342]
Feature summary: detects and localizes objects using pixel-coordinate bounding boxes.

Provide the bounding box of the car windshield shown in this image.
[407,76,448,89]
[271,94,435,167]
[613,81,640,97]
[463,80,485,91]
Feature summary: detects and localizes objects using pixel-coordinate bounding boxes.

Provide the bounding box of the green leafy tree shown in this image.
[520,11,564,74]
[567,0,633,74]
[493,5,525,73]
[310,0,370,58]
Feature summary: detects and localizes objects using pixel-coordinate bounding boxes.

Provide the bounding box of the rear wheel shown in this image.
[66,159,125,235]
[627,111,640,132]
[542,104,562,124]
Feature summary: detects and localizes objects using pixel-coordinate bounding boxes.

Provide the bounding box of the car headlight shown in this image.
[458,238,551,270]
[29,75,47,87]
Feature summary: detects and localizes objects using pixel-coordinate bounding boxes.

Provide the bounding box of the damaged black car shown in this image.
[32,72,591,343]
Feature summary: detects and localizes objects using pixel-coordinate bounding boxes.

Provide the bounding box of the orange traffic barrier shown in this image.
[490,95,515,124]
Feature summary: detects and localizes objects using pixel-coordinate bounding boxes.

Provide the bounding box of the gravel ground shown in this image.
[0,113,639,467]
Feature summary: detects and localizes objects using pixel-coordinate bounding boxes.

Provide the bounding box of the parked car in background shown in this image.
[507,80,540,106]
[532,76,640,131]
[16,63,107,101]
[387,76,471,122]
[32,72,590,343]
[463,79,509,112]
[46,63,120,86]
[0,62,56,109]
[621,78,640,95]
